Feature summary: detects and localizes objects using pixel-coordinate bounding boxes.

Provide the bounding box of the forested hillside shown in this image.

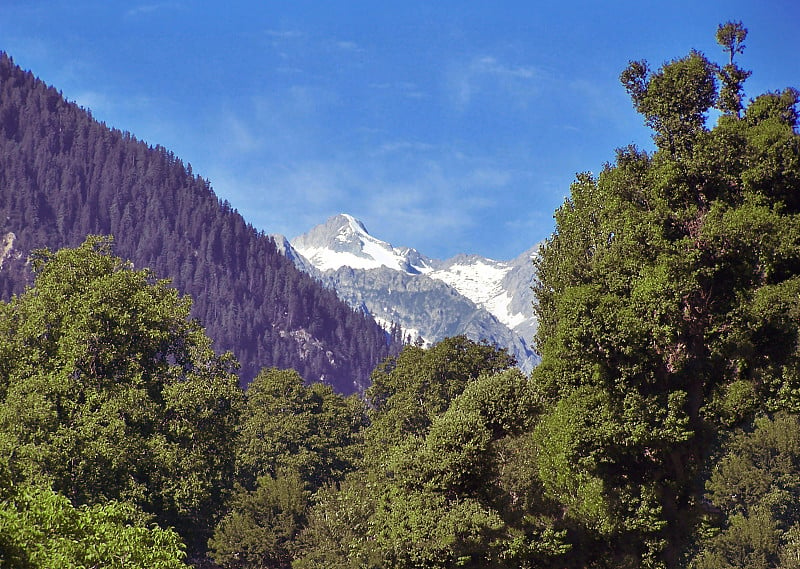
[0,52,400,392]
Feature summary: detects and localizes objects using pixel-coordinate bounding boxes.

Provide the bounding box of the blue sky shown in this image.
[2,1,798,260]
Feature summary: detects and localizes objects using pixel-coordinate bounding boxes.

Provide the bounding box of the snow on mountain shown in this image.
[428,256,515,327]
[288,214,540,371]
[421,246,539,337]
[291,214,433,274]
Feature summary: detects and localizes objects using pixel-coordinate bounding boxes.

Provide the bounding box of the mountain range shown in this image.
[278,214,540,371]
[0,49,540,391]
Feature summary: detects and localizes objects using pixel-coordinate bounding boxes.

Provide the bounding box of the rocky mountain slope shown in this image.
[283,214,540,371]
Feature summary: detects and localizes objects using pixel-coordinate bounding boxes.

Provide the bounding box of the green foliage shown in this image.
[212,367,366,567]
[621,51,718,156]
[0,236,242,553]
[534,22,800,568]
[297,363,571,569]
[234,367,367,491]
[0,475,188,569]
[533,386,620,534]
[369,486,504,569]
[690,414,800,568]
[715,22,751,117]
[291,22,800,569]
[706,414,800,524]
[741,89,800,212]
[388,407,493,496]
[716,22,747,66]
[0,49,398,391]
[290,22,800,569]
[365,336,515,452]
[453,368,541,437]
[209,471,309,569]
[293,475,381,569]
[3,21,798,569]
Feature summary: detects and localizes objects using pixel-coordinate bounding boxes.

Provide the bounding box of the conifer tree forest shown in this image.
[1,21,800,569]
[0,50,401,394]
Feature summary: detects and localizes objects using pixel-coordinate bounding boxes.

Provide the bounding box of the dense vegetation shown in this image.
[1,21,799,569]
[0,52,400,392]
[531,21,800,567]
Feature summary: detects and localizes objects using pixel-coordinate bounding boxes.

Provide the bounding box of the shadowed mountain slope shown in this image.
[0,52,399,393]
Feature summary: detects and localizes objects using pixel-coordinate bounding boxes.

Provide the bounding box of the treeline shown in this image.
[0,52,400,392]
[0,237,516,567]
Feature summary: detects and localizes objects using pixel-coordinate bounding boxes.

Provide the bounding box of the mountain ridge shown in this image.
[0,52,399,394]
[291,213,434,274]
[286,214,540,370]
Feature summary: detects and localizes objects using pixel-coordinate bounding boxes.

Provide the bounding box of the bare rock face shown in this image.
[284,214,541,372]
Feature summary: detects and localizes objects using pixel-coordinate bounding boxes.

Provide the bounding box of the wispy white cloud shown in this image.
[467,167,514,188]
[218,113,263,154]
[264,29,307,40]
[261,29,367,78]
[184,63,539,257]
[125,3,181,18]
[286,84,341,115]
[262,30,363,56]
[72,90,112,113]
[568,77,633,123]
[262,29,308,63]
[371,140,435,156]
[291,164,361,211]
[71,89,162,128]
[334,40,362,52]
[472,56,537,79]
[206,131,531,257]
[275,65,305,75]
[369,81,427,100]
[448,54,542,111]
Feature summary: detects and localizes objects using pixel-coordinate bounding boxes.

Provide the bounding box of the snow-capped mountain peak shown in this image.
[286,213,540,372]
[291,214,433,274]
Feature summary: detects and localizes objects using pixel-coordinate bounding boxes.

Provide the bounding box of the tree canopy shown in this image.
[2,21,799,569]
[532,20,800,567]
[0,461,189,569]
[0,236,242,557]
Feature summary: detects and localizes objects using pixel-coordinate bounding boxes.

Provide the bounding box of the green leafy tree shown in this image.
[621,50,718,157]
[533,23,800,567]
[715,21,751,117]
[367,485,504,569]
[0,236,242,554]
[211,367,366,568]
[293,475,382,569]
[296,367,567,569]
[208,471,309,569]
[690,414,800,569]
[234,367,367,491]
[0,459,188,569]
[365,336,515,454]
